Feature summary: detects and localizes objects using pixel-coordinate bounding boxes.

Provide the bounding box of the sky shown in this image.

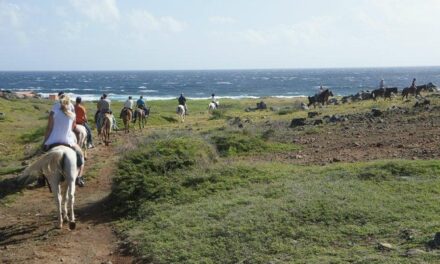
[0,0,440,71]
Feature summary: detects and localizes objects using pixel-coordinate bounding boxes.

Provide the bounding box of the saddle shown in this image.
[45,143,84,168]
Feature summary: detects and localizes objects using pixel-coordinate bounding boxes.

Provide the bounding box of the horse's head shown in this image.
[328,90,334,97]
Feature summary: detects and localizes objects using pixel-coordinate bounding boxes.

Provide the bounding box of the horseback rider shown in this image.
[411,78,416,89]
[133,95,147,122]
[96,94,117,131]
[44,95,85,187]
[74,97,94,149]
[178,93,188,114]
[211,93,218,108]
[120,96,134,119]
[379,79,385,89]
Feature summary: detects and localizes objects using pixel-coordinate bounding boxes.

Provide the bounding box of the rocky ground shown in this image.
[263,100,440,165]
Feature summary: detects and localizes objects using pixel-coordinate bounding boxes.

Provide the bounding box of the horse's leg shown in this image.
[53,183,63,228]
[61,182,69,223]
[68,180,76,229]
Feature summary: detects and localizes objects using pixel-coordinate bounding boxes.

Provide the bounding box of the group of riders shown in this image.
[41,91,220,188]
[314,78,418,98]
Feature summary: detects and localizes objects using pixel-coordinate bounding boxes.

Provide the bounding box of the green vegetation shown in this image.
[3,95,440,262]
[114,151,440,263]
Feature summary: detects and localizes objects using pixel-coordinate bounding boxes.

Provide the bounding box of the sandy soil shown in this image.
[0,134,133,264]
[265,104,440,165]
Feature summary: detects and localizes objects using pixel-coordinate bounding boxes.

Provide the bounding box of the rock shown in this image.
[290,118,306,127]
[270,106,280,112]
[300,102,309,110]
[377,242,394,251]
[294,154,303,159]
[432,232,440,248]
[332,157,341,162]
[329,115,341,123]
[354,142,361,147]
[400,229,415,241]
[371,108,383,117]
[21,160,29,166]
[313,119,323,125]
[308,111,320,118]
[328,98,338,105]
[404,249,425,257]
[256,101,267,110]
[414,99,430,107]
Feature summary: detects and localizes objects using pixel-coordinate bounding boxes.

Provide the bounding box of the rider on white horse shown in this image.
[178,93,188,114]
[211,93,219,108]
[44,95,85,187]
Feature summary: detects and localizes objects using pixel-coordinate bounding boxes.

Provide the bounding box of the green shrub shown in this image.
[209,109,226,120]
[111,136,217,215]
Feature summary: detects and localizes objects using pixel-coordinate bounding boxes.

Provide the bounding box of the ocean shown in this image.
[1,67,439,101]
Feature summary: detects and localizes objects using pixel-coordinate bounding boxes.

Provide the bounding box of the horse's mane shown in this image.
[17,147,65,186]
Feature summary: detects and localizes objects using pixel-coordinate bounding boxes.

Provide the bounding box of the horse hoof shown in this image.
[69,222,76,230]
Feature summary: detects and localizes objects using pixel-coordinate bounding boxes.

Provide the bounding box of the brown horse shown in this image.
[308,89,334,108]
[134,108,146,131]
[384,87,398,100]
[371,88,385,100]
[121,108,132,133]
[101,113,113,146]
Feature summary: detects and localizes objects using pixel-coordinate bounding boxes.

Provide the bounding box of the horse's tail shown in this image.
[16,149,65,186]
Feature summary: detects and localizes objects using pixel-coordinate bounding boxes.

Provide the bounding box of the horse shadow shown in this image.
[74,195,116,225]
[161,115,178,123]
[0,177,26,200]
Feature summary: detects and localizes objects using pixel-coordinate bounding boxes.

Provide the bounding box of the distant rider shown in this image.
[120,96,134,119]
[133,95,147,122]
[211,93,219,108]
[178,93,188,114]
[74,97,94,149]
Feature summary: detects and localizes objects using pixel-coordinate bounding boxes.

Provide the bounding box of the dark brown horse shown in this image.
[384,87,398,100]
[402,85,422,99]
[308,89,334,108]
[371,88,385,100]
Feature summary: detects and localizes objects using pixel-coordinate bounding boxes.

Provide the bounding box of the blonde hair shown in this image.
[60,95,74,118]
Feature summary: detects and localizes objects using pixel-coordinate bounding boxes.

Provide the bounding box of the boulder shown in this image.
[307,112,320,118]
[290,118,306,127]
[256,101,267,110]
[377,242,394,251]
[414,99,430,107]
[328,98,338,105]
[313,119,323,125]
[300,102,309,110]
[371,108,383,117]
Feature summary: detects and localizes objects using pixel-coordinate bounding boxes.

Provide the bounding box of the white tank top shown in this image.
[45,103,77,146]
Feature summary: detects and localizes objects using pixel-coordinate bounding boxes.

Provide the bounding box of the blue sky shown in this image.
[1,0,439,70]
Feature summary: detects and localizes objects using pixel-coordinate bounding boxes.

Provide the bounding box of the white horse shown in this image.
[17,146,79,229]
[74,124,88,159]
[176,104,185,122]
[208,101,219,112]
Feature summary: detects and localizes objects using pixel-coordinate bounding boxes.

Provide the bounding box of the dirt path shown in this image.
[0,134,133,264]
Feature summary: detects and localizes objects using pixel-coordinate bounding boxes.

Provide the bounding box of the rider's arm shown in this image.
[44,112,54,144]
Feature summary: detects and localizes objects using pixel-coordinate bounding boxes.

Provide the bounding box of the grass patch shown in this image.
[19,126,46,144]
[209,130,298,157]
[114,160,440,263]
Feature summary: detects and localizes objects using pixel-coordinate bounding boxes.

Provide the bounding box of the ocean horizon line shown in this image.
[1,65,440,73]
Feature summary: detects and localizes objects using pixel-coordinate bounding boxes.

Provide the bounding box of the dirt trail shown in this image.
[0,134,133,264]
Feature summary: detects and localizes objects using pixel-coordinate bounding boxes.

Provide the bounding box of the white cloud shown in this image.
[69,0,120,23]
[0,1,23,29]
[209,16,236,25]
[62,21,88,40]
[128,10,187,34]
[238,16,335,47]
